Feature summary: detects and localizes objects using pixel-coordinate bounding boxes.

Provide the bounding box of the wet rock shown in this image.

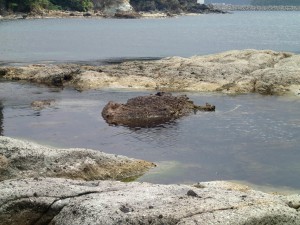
[83,12,92,17]
[101,92,215,127]
[186,189,198,197]
[0,136,155,181]
[0,178,299,225]
[114,10,141,18]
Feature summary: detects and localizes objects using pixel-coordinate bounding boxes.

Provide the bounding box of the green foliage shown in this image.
[130,0,201,12]
[251,0,300,6]
[1,0,94,13]
[50,0,93,11]
[28,0,51,11]
[130,0,184,12]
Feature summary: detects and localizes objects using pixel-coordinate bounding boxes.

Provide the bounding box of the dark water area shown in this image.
[0,11,300,64]
[1,81,300,191]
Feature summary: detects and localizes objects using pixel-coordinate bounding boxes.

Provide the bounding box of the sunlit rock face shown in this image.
[93,0,133,15]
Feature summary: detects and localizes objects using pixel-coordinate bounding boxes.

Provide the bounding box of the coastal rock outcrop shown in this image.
[2,50,300,96]
[93,0,134,16]
[0,136,155,181]
[102,92,215,127]
[0,178,299,225]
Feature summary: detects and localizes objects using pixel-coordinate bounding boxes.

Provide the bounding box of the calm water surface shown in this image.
[0,11,300,64]
[1,81,300,191]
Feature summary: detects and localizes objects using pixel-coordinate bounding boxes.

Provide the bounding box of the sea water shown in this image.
[0,81,300,191]
[0,11,300,64]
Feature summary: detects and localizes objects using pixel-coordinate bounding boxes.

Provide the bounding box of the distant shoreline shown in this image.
[0,10,216,20]
[211,4,300,11]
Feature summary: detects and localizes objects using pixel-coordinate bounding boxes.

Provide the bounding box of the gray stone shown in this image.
[0,136,155,181]
[0,178,299,225]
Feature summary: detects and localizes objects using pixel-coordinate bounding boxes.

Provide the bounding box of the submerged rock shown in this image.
[31,99,55,110]
[0,178,299,225]
[101,92,215,127]
[0,136,155,181]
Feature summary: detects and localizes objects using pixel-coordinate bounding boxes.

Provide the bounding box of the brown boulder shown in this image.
[102,92,215,127]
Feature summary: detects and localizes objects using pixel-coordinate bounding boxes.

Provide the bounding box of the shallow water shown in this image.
[1,80,300,191]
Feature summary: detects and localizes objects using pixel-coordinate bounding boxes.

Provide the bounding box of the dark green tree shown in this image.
[0,0,94,13]
[50,0,93,11]
[130,0,186,12]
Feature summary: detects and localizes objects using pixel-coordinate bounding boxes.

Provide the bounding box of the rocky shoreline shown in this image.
[1,49,300,96]
[0,9,170,20]
[1,136,300,225]
[1,50,300,223]
[0,9,224,20]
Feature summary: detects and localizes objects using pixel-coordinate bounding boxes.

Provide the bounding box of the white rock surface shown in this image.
[0,178,299,225]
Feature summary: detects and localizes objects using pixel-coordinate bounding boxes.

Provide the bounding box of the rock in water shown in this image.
[0,136,155,181]
[31,99,55,110]
[102,92,215,127]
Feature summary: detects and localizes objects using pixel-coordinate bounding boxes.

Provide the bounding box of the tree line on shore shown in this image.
[1,0,300,14]
[0,0,209,14]
[0,0,94,12]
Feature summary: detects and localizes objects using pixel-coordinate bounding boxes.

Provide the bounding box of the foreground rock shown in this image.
[1,50,300,95]
[102,92,215,127]
[0,136,154,181]
[0,178,299,225]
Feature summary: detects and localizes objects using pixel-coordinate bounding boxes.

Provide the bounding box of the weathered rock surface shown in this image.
[102,92,215,127]
[1,50,300,95]
[93,0,135,16]
[0,136,154,181]
[0,178,299,225]
[0,63,81,87]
